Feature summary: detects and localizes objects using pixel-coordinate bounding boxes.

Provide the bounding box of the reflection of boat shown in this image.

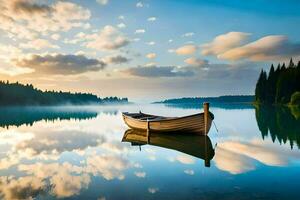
[122,129,215,167]
[122,103,214,135]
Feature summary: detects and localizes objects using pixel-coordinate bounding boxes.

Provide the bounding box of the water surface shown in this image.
[0,104,299,200]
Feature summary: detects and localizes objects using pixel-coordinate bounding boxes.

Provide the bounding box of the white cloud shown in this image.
[148,155,156,161]
[184,169,194,175]
[133,38,141,42]
[83,23,91,29]
[182,32,194,37]
[101,142,129,154]
[0,44,33,76]
[19,38,60,50]
[176,155,195,164]
[146,41,155,45]
[201,32,300,61]
[14,54,106,75]
[135,29,145,34]
[148,187,159,194]
[118,15,125,20]
[146,53,156,59]
[184,57,208,67]
[147,17,157,21]
[136,2,144,8]
[0,1,91,39]
[12,128,105,157]
[0,176,46,200]
[85,154,129,180]
[219,35,300,61]
[96,0,109,5]
[201,32,251,56]
[214,139,300,174]
[185,41,194,44]
[117,23,126,29]
[85,25,130,51]
[19,162,90,198]
[133,163,143,168]
[145,62,156,67]
[134,171,146,178]
[214,147,255,174]
[168,39,173,43]
[63,38,81,44]
[51,33,61,40]
[0,44,22,61]
[175,45,197,55]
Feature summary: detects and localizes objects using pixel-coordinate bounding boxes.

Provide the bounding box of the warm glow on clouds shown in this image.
[184,57,208,67]
[146,53,156,59]
[0,0,298,99]
[19,38,60,50]
[0,0,90,39]
[201,32,251,56]
[202,32,300,61]
[175,45,197,55]
[85,25,130,51]
[219,35,300,61]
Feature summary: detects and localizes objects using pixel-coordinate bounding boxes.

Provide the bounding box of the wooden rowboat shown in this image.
[122,103,214,135]
[122,129,215,167]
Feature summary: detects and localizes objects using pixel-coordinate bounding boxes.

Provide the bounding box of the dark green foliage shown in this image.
[255,105,300,149]
[255,70,267,103]
[290,92,300,105]
[255,58,300,105]
[0,81,128,106]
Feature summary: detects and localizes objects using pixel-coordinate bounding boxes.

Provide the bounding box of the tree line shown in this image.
[0,81,128,106]
[255,58,300,105]
[157,95,255,104]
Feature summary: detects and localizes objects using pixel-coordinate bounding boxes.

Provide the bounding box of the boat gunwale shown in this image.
[122,112,212,122]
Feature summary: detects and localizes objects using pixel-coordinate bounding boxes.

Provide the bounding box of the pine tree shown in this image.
[261,71,267,103]
[255,70,264,103]
[281,63,286,70]
[255,59,300,105]
[288,58,295,68]
[266,64,276,103]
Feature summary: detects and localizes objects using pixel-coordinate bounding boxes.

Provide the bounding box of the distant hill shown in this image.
[155,95,255,105]
[0,81,128,106]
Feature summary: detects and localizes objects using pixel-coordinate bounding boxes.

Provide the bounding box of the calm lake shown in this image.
[0,104,299,200]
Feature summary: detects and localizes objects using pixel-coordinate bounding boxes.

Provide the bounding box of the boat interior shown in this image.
[123,112,173,121]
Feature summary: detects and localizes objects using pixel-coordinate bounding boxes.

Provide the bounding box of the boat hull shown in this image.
[122,112,213,135]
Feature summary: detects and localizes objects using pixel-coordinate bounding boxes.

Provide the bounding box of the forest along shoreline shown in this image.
[0,81,128,106]
[156,58,300,109]
[255,58,300,106]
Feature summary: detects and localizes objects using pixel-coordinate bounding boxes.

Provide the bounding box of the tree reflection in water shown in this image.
[255,105,300,149]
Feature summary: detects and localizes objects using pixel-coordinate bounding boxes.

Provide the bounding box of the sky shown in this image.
[1,0,300,102]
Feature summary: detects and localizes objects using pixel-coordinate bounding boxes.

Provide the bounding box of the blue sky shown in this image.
[0,0,300,101]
